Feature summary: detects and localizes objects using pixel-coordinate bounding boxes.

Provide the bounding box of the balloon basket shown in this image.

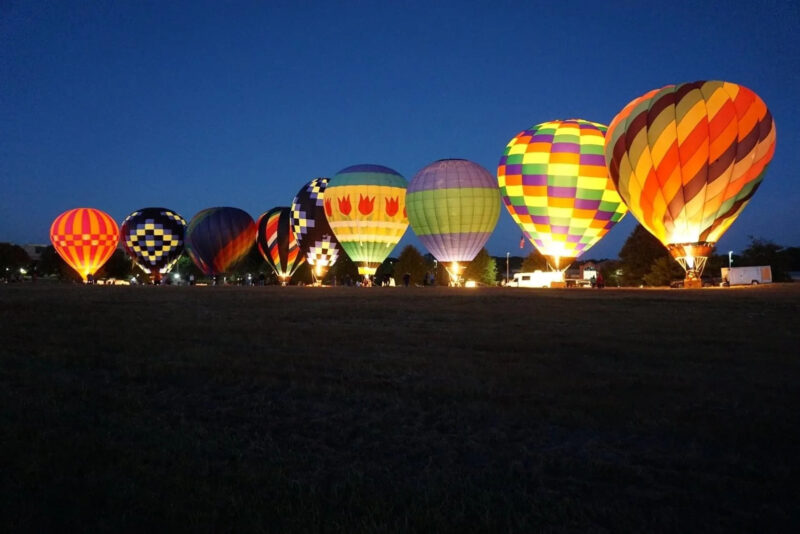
[668,242,714,279]
[683,278,702,289]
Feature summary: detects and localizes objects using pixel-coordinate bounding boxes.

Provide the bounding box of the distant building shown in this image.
[22,244,48,261]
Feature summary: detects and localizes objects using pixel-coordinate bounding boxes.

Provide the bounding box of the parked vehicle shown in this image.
[565,267,595,288]
[721,266,772,286]
[512,271,564,288]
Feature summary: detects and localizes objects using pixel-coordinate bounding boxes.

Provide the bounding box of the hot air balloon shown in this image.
[120,207,186,283]
[185,207,256,278]
[498,119,628,272]
[407,159,500,284]
[605,81,776,286]
[291,178,340,283]
[256,207,304,285]
[50,208,120,282]
[325,164,408,277]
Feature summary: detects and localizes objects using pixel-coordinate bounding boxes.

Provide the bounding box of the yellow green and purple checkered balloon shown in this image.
[497,119,627,270]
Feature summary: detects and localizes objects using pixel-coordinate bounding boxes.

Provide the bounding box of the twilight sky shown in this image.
[2,1,798,259]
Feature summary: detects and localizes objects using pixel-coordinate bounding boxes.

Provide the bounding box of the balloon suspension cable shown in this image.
[446,262,463,287]
[546,255,572,273]
[313,263,324,285]
[668,242,715,283]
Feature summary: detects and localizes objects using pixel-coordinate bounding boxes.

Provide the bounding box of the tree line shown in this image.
[2,225,798,286]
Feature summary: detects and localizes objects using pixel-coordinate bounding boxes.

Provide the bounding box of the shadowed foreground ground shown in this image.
[1,284,799,532]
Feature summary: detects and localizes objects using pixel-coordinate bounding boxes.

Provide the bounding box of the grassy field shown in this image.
[1,284,799,532]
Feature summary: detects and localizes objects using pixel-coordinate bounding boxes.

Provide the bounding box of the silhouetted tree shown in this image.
[173,253,205,281]
[32,245,81,281]
[290,261,313,285]
[643,256,685,286]
[740,237,791,282]
[703,253,729,279]
[35,245,61,276]
[433,260,450,286]
[521,249,547,272]
[618,224,674,286]
[599,259,622,287]
[374,257,397,285]
[780,247,800,272]
[328,253,359,285]
[95,249,135,280]
[393,245,427,286]
[463,248,497,285]
[0,243,31,279]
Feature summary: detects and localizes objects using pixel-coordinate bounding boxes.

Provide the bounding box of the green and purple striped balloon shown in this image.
[407,159,500,263]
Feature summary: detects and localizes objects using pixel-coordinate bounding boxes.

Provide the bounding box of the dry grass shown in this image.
[1,284,799,532]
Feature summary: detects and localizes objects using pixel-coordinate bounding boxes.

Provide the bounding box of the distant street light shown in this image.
[506,252,510,285]
[728,250,733,270]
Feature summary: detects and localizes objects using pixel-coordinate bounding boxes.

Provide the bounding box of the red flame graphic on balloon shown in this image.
[358,195,375,216]
[325,198,332,217]
[385,196,399,217]
[338,196,351,216]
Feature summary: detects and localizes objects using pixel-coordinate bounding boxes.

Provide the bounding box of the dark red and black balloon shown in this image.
[185,207,256,275]
[256,207,304,281]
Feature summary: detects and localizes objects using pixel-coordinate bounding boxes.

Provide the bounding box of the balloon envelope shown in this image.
[257,207,304,282]
[120,207,186,279]
[325,164,408,276]
[407,159,500,262]
[291,178,340,280]
[498,119,628,270]
[50,208,120,281]
[185,207,256,276]
[605,80,776,276]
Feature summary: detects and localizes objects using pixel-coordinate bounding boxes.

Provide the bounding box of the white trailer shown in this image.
[721,266,772,286]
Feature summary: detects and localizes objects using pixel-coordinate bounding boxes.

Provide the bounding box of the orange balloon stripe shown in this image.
[214,227,254,273]
[578,164,608,178]
[707,101,738,161]
[549,152,579,164]
[549,197,574,208]
[678,119,710,187]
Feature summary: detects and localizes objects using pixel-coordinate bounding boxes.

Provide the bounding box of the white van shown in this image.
[512,271,564,288]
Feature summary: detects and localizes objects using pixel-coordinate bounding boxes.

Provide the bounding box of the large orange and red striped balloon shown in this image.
[50,208,120,281]
[605,81,776,276]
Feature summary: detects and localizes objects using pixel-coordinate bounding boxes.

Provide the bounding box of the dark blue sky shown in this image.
[2,1,798,258]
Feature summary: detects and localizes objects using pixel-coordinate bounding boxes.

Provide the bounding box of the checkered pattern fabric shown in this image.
[291,178,341,280]
[306,234,339,267]
[498,119,627,268]
[121,208,186,275]
[291,177,326,240]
